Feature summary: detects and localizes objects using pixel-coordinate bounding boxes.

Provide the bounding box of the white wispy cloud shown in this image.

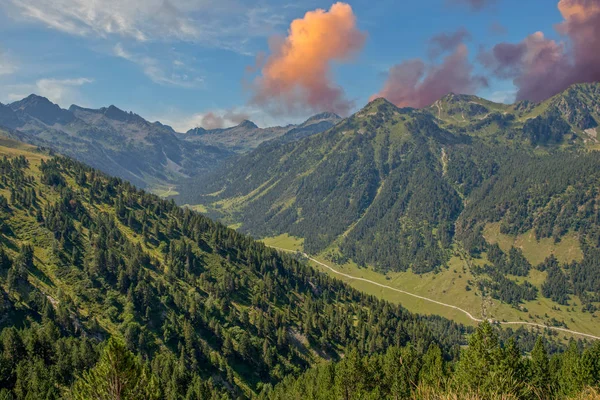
[3,0,289,52]
[489,89,517,104]
[0,49,17,76]
[114,43,204,88]
[153,105,305,132]
[3,77,93,107]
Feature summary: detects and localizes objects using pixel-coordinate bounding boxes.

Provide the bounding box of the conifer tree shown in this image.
[70,338,160,400]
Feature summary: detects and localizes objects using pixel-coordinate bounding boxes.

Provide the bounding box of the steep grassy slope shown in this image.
[177,83,600,333]
[0,133,479,398]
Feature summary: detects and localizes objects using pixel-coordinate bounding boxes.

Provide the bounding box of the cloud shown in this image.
[489,21,507,35]
[154,105,302,132]
[114,44,203,88]
[489,89,517,104]
[197,110,251,130]
[2,0,289,52]
[480,0,600,102]
[0,49,17,76]
[448,0,496,11]
[371,44,488,108]
[4,77,93,106]
[429,27,471,58]
[250,2,366,117]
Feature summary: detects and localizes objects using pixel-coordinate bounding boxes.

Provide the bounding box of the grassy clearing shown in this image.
[186,204,208,213]
[309,254,481,327]
[483,222,583,265]
[261,234,304,251]
[148,184,179,198]
[0,136,49,165]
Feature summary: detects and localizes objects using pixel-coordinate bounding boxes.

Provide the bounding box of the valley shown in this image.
[6,131,532,397]
[262,234,600,340]
[3,0,600,397]
[0,130,598,399]
[180,83,600,340]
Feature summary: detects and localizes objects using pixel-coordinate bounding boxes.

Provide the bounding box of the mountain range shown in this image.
[175,83,600,333]
[0,83,599,398]
[0,95,339,191]
[0,108,596,400]
[182,112,341,153]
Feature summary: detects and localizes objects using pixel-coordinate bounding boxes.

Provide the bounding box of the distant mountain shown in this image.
[0,103,21,130]
[181,112,342,153]
[0,95,340,191]
[0,95,231,190]
[10,94,76,125]
[429,83,600,145]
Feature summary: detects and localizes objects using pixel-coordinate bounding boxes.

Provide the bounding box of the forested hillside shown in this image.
[176,83,600,330]
[266,322,600,400]
[0,134,476,398]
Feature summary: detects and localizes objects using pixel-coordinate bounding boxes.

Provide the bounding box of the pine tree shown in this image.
[530,337,552,398]
[559,341,585,397]
[454,321,504,396]
[70,338,160,400]
[420,344,445,390]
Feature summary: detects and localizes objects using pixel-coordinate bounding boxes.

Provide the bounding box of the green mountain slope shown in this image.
[176,83,600,331]
[0,133,478,398]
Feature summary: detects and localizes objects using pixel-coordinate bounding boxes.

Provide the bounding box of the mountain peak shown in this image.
[12,94,54,108]
[9,94,74,125]
[103,105,145,124]
[360,97,400,115]
[305,112,342,123]
[546,82,600,130]
[186,127,208,135]
[237,120,258,129]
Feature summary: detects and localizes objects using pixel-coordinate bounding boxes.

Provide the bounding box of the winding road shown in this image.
[269,246,600,341]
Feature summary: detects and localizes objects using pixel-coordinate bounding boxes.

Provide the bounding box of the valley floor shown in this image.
[262,234,600,341]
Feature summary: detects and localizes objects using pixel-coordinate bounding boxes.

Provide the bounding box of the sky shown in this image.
[0,0,597,131]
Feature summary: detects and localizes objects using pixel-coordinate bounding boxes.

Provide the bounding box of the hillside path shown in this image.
[268,246,600,341]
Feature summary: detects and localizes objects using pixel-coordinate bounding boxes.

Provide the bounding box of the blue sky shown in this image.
[0,0,565,131]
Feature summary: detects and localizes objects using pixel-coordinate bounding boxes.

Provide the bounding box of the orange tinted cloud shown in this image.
[200,111,250,130]
[558,0,600,19]
[372,44,487,108]
[250,2,366,116]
